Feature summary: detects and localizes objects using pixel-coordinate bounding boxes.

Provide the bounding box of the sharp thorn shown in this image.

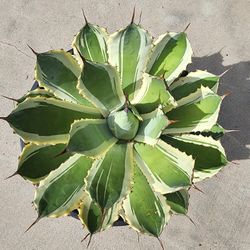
[157,237,165,250]
[87,234,93,248]
[81,233,90,242]
[5,172,18,180]
[192,184,205,194]
[130,5,136,24]
[185,215,196,227]
[1,95,18,102]
[222,92,231,100]
[225,129,239,133]
[81,9,88,24]
[138,10,142,25]
[27,44,38,55]
[24,217,41,233]
[183,23,191,33]
[0,116,7,121]
[136,231,140,243]
[219,67,232,77]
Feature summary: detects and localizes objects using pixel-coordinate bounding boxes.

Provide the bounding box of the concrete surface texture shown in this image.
[0,0,249,249]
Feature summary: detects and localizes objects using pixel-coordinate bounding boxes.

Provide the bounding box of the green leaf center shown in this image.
[107,108,139,140]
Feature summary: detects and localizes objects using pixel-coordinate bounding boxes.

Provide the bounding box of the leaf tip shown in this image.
[27,44,38,56]
[5,171,18,180]
[81,9,88,24]
[1,95,18,102]
[24,216,41,233]
[130,5,136,24]
[183,23,191,33]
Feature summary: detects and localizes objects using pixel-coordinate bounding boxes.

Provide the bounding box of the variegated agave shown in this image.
[3,15,228,242]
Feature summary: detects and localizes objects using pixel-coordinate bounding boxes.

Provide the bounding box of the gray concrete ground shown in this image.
[0,0,249,249]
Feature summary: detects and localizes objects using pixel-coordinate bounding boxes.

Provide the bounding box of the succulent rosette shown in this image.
[3,16,227,240]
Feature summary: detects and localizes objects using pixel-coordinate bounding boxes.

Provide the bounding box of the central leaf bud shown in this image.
[107,109,139,140]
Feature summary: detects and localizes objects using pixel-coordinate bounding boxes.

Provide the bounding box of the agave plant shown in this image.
[2,13,227,244]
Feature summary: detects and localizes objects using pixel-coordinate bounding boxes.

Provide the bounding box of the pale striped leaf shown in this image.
[165,189,189,215]
[35,50,93,107]
[147,32,192,85]
[108,24,152,100]
[67,119,117,157]
[133,73,177,114]
[34,154,93,218]
[77,60,125,116]
[135,140,194,193]
[161,134,227,182]
[85,143,133,209]
[135,109,169,145]
[5,97,101,144]
[78,193,120,234]
[122,162,170,237]
[73,23,108,63]
[164,87,222,134]
[169,70,219,100]
[17,143,71,183]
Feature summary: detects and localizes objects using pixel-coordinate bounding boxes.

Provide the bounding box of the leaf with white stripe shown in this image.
[77,60,125,116]
[165,189,189,215]
[79,193,120,234]
[72,23,108,63]
[169,70,219,100]
[108,24,152,100]
[122,162,170,237]
[135,109,169,145]
[34,154,93,218]
[161,134,227,182]
[133,73,177,114]
[135,140,194,193]
[67,119,117,157]
[17,143,71,183]
[35,50,93,107]
[5,97,101,144]
[147,32,192,85]
[85,143,133,209]
[164,87,222,134]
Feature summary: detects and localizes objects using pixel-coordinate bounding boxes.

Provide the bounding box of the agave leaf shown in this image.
[169,70,219,100]
[135,109,169,145]
[162,134,227,182]
[34,154,94,218]
[17,88,57,103]
[72,23,108,64]
[78,193,120,234]
[5,97,101,144]
[85,143,133,209]
[134,140,194,193]
[17,143,71,183]
[77,60,125,117]
[147,32,192,85]
[133,73,177,114]
[67,119,117,157]
[196,123,225,140]
[165,189,189,215]
[164,86,222,134]
[108,24,152,100]
[35,50,93,107]
[122,162,170,237]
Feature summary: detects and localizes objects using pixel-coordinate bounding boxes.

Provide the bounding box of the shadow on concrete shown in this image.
[188,52,250,161]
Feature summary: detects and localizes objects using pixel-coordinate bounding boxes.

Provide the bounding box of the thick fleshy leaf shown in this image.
[108,24,152,100]
[35,50,92,106]
[77,60,125,116]
[17,143,71,182]
[17,88,57,103]
[135,140,194,193]
[85,143,133,209]
[79,193,120,234]
[162,134,227,182]
[169,70,219,100]
[72,23,108,63]
[165,189,189,215]
[147,32,192,85]
[133,73,177,114]
[5,97,101,144]
[122,162,170,237]
[164,87,222,134]
[135,109,169,145]
[67,119,117,157]
[194,123,225,140]
[34,154,93,218]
